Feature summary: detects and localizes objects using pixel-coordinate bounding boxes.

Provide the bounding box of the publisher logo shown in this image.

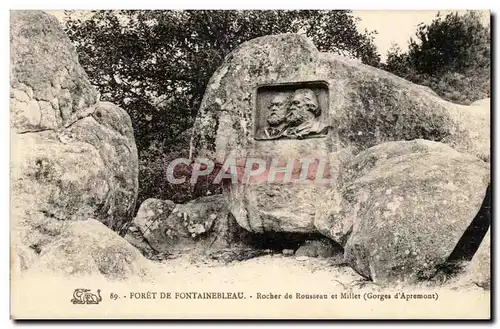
[71,288,102,305]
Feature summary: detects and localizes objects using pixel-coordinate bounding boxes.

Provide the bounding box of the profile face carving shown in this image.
[266,94,288,126]
[286,89,320,126]
[254,82,328,141]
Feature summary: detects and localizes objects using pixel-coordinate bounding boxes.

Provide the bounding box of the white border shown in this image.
[2,1,497,328]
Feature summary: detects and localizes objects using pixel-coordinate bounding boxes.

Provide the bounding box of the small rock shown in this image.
[295,239,340,258]
[282,249,294,257]
[295,244,318,258]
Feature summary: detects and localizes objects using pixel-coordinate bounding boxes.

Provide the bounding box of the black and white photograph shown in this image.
[8,8,491,320]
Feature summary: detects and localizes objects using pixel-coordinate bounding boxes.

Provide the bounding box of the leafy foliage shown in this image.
[384,11,490,105]
[63,10,380,204]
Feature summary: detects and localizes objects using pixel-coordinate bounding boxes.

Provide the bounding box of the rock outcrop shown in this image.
[10,11,139,274]
[190,33,489,236]
[10,10,98,132]
[190,33,490,283]
[338,140,489,282]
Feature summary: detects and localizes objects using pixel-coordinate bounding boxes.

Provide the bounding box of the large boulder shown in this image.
[21,219,154,281]
[132,195,250,254]
[10,10,139,272]
[190,33,489,235]
[459,229,490,289]
[338,140,489,283]
[10,10,99,132]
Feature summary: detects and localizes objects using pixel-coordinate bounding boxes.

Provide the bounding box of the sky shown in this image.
[353,10,490,61]
[47,10,490,62]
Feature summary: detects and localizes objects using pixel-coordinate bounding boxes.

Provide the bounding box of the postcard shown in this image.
[10,9,491,320]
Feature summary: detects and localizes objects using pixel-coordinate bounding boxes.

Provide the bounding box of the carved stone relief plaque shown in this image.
[254,81,329,140]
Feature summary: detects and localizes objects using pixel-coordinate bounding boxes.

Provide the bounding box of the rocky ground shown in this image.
[150,252,488,292]
[151,252,373,288]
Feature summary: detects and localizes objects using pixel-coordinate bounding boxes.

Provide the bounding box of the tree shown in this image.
[384,11,490,105]
[63,10,381,204]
